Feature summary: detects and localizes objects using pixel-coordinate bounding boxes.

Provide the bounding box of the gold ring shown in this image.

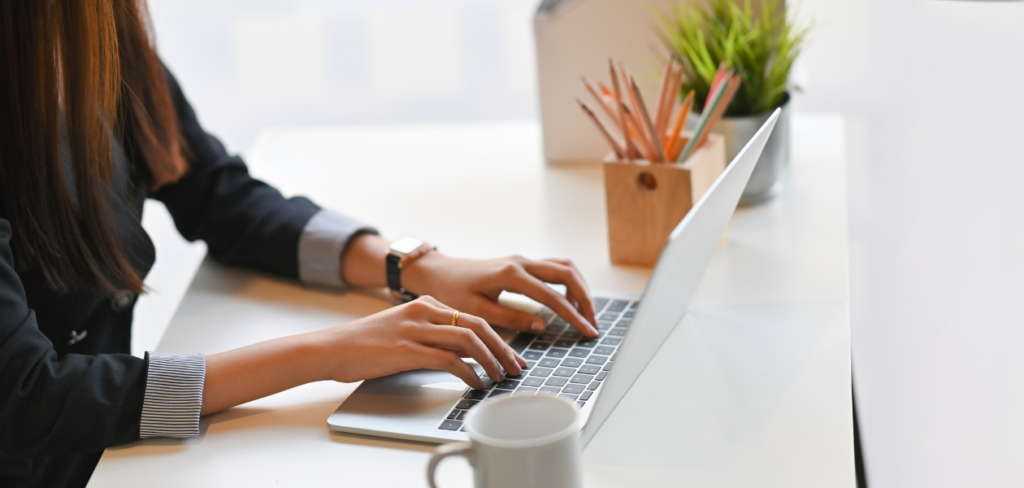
[451,310,460,327]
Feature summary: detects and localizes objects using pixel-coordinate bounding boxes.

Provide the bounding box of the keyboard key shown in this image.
[538,332,559,342]
[603,362,612,371]
[596,371,608,381]
[522,376,545,387]
[545,377,568,387]
[550,318,569,327]
[560,358,584,368]
[576,339,598,348]
[563,383,586,394]
[601,337,622,346]
[570,374,594,384]
[611,353,618,362]
[538,310,555,323]
[439,420,463,431]
[577,401,586,408]
[554,339,576,349]
[489,389,512,398]
[579,390,594,401]
[553,367,576,377]
[545,348,568,359]
[617,319,632,327]
[559,394,579,402]
[514,387,538,396]
[539,386,561,395]
[588,381,600,391]
[447,409,461,420]
[495,379,521,390]
[479,378,496,390]
[586,355,609,365]
[465,390,489,400]
[608,300,628,312]
[458,410,469,420]
[508,334,535,353]
[599,313,619,322]
[547,324,569,334]
[568,348,590,358]
[523,361,536,371]
[597,321,615,330]
[629,301,639,309]
[456,399,479,410]
[524,351,544,360]
[539,357,561,368]
[560,330,583,340]
[579,365,601,375]
[594,346,615,356]
[528,342,551,351]
[530,367,553,377]
[594,298,609,313]
[608,327,627,337]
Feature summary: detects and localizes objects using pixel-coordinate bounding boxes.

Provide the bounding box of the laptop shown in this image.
[328,111,781,446]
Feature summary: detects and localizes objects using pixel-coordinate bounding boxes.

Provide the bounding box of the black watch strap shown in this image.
[386,253,417,301]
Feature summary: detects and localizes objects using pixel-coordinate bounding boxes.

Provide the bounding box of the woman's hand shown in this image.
[314,296,525,388]
[340,234,598,338]
[402,253,599,338]
[202,296,525,415]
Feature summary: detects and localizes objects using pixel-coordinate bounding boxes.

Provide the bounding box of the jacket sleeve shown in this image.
[151,68,321,279]
[0,219,147,457]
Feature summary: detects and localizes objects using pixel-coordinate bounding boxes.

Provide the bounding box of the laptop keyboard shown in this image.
[438,297,637,432]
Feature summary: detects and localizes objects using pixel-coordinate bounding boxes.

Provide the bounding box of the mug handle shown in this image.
[427,441,473,488]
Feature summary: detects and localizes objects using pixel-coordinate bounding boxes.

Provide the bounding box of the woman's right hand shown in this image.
[313,296,526,389]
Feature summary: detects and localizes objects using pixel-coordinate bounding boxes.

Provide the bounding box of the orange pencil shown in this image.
[582,77,619,123]
[621,102,655,160]
[660,63,685,155]
[577,99,624,159]
[666,90,695,161]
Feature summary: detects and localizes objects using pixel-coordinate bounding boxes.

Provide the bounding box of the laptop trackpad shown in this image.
[328,368,476,441]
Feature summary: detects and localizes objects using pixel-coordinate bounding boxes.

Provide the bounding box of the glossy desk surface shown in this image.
[91,117,853,487]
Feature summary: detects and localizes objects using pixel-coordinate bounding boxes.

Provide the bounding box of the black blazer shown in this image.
[0,69,323,487]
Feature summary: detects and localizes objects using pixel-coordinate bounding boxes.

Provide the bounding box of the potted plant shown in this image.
[657,0,810,204]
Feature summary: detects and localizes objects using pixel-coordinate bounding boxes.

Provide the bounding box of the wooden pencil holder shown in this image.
[603,133,727,267]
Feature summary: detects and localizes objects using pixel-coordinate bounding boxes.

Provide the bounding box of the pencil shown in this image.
[691,73,741,157]
[654,60,674,138]
[678,79,728,162]
[628,75,666,162]
[666,90,694,161]
[621,102,655,160]
[661,63,685,155]
[608,60,634,162]
[577,99,625,159]
[582,77,619,124]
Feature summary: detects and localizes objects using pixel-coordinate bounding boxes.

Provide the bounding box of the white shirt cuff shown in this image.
[298,209,378,288]
[139,352,206,439]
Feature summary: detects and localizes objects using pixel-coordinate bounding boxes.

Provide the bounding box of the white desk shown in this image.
[91,117,853,487]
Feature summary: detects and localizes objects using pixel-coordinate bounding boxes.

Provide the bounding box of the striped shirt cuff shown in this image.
[298,209,378,288]
[140,352,206,439]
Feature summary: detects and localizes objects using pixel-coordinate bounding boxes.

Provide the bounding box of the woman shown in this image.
[0,1,597,486]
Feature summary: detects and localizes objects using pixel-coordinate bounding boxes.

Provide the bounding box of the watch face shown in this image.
[391,236,424,255]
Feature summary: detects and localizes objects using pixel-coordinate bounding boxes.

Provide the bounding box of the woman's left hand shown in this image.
[401,252,599,338]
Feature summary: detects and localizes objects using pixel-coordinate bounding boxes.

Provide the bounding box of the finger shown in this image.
[471,296,548,335]
[456,312,526,373]
[406,297,525,370]
[413,324,506,383]
[524,259,598,326]
[411,344,485,389]
[504,268,598,337]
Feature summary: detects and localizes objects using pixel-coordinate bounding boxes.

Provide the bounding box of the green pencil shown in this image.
[677,80,729,163]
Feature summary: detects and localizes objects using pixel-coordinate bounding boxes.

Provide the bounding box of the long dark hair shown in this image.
[0,0,186,294]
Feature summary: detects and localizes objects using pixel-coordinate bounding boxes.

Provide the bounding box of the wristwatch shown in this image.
[386,236,434,302]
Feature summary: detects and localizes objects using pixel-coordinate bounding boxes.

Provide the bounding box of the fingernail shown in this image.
[531,322,545,334]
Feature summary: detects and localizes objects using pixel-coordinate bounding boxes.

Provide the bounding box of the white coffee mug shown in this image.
[426,394,583,488]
